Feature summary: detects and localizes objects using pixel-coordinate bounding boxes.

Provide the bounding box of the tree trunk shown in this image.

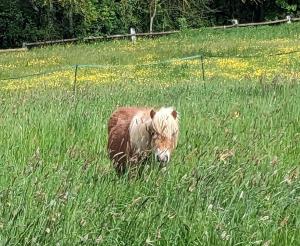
[46,1,55,39]
[149,0,157,33]
[68,7,74,36]
[48,1,54,29]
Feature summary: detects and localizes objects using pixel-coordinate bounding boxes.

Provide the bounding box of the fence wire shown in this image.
[0,50,300,81]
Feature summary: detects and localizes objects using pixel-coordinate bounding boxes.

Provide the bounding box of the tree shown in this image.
[149,0,158,32]
[0,0,299,48]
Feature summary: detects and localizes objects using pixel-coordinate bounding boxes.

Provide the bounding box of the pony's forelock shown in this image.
[151,107,179,138]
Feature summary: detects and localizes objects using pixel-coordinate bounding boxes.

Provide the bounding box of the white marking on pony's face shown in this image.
[149,107,179,164]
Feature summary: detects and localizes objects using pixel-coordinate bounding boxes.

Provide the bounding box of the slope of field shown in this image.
[0,23,299,245]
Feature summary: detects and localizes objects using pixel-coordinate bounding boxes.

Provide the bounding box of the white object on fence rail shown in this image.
[130,28,136,44]
[231,19,239,25]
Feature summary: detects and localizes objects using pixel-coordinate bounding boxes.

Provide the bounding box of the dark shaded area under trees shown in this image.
[0,0,299,48]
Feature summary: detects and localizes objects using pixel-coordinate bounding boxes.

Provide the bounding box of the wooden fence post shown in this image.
[73,65,78,96]
[201,55,205,81]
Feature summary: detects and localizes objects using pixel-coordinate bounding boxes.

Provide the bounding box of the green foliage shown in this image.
[276,0,297,13]
[177,17,188,30]
[98,0,118,34]
[0,0,299,48]
[0,1,47,48]
[115,0,141,33]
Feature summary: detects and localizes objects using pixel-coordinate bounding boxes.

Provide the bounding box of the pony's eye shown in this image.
[146,126,154,135]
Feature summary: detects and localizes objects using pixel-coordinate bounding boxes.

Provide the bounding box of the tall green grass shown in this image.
[0,23,299,245]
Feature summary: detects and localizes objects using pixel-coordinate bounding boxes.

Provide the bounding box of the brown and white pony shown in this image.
[108,106,179,175]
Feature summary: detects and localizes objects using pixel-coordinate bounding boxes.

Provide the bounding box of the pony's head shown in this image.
[148,107,179,165]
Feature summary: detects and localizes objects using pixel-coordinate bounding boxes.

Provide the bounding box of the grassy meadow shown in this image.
[0,23,300,245]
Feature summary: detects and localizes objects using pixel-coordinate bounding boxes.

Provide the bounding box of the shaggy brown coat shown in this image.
[108,107,149,174]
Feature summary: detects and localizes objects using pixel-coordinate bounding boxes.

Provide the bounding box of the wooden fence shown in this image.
[212,16,300,29]
[22,30,179,49]
[0,16,299,52]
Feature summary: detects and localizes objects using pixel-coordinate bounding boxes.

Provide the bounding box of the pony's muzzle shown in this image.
[155,150,170,164]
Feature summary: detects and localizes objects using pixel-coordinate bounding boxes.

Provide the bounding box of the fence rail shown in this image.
[22,31,179,49]
[0,48,28,53]
[212,18,291,29]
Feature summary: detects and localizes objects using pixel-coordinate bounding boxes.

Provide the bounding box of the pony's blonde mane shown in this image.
[129,111,152,153]
[152,107,179,139]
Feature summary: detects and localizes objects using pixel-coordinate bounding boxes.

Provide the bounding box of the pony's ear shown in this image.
[150,109,156,119]
[171,110,177,119]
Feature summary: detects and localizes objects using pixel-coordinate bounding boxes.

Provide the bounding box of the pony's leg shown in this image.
[112,151,127,176]
[114,162,126,176]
